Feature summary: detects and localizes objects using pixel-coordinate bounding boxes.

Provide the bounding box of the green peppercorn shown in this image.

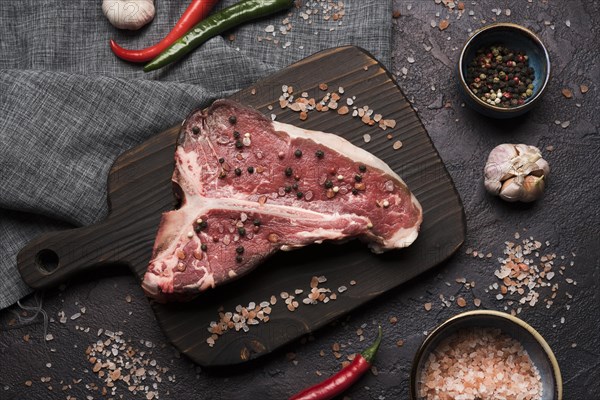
[192,126,200,134]
[352,188,359,195]
[292,183,298,190]
[285,167,293,177]
[315,150,324,159]
[247,166,254,174]
[218,158,225,164]
[359,164,367,172]
[236,246,244,254]
[324,180,333,189]
[235,168,242,176]
[229,116,237,124]
[236,255,243,263]
[296,192,303,199]
[238,227,246,236]
[294,149,302,158]
[355,174,362,182]
[201,244,207,251]
[253,219,261,226]
[233,131,240,139]
[235,140,243,149]
[284,186,291,193]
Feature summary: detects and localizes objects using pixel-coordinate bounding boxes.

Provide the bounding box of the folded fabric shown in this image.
[0,0,392,309]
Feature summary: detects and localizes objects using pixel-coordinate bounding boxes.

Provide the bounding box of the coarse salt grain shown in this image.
[419,327,542,399]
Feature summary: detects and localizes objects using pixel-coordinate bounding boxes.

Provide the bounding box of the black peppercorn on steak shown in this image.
[142,100,422,301]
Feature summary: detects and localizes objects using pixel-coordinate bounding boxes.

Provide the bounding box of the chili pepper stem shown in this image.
[361,325,383,364]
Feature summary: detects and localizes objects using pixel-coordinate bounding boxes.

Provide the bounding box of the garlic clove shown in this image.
[520,175,546,202]
[484,179,502,195]
[499,177,524,202]
[531,158,551,177]
[485,159,515,183]
[103,0,155,31]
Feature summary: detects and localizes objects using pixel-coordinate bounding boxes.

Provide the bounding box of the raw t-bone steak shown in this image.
[142,99,422,301]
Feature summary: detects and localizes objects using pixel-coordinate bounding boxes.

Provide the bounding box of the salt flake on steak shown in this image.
[142,100,422,301]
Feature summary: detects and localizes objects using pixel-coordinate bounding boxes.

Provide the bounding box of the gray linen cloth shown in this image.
[0,0,392,309]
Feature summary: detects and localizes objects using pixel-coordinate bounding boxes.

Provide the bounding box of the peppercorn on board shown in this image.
[18,46,465,367]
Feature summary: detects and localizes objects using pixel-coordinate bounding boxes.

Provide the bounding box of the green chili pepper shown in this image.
[144,0,293,72]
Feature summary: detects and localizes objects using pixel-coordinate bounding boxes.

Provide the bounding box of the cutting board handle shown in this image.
[17,219,130,290]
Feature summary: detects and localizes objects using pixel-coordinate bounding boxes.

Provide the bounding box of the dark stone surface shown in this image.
[1,1,599,399]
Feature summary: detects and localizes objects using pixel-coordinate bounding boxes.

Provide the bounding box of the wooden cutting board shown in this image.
[18,46,465,367]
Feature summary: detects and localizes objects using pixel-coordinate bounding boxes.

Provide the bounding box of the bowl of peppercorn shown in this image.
[458,23,551,118]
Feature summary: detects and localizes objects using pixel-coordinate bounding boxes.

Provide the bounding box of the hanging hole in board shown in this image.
[35,249,59,273]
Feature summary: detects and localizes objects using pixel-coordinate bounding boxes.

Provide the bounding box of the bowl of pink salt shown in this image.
[410,310,562,400]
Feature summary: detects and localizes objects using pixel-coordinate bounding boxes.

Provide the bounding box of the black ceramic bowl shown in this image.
[458,23,551,118]
[410,310,562,400]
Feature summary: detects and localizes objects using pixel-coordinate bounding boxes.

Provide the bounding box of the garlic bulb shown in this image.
[484,144,550,202]
[103,0,155,30]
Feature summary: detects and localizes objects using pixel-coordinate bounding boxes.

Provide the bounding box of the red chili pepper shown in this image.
[289,326,382,400]
[110,0,221,63]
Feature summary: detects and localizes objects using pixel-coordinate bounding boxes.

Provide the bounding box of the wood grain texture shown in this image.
[17,46,465,367]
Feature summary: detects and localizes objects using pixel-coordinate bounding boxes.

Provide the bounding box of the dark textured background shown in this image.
[1,0,599,399]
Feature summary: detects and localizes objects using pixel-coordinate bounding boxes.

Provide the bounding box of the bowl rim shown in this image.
[409,310,563,400]
[458,22,551,113]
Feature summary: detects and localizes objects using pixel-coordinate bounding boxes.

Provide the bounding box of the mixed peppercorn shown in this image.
[466,45,535,108]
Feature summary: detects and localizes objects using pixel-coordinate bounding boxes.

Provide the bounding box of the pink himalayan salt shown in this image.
[419,327,542,400]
